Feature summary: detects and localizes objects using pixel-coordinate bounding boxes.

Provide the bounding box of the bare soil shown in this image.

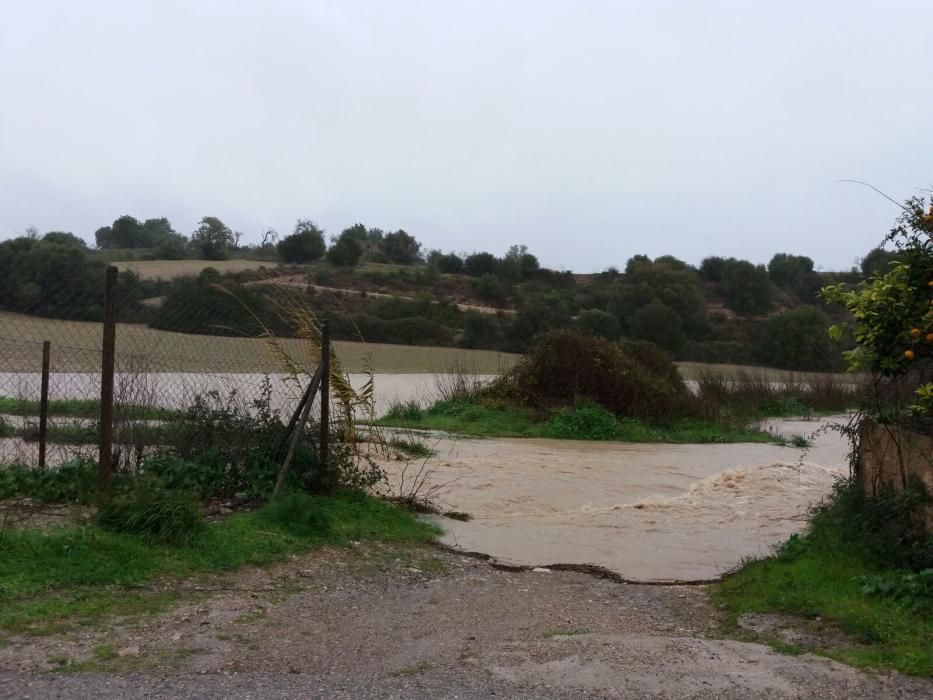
[1,544,929,699]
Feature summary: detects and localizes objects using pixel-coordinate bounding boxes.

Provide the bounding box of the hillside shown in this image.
[0,220,880,372]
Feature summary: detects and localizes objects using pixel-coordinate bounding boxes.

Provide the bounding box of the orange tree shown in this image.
[822,194,933,422]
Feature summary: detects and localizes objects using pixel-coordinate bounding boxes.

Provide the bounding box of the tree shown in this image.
[428,250,464,274]
[768,253,814,294]
[111,215,144,248]
[497,244,540,281]
[191,216,234,260]
[609,255,707,337]
[720,259,773,315]
[94,226,113,248]
[326,231,364,267]
[464,252,497,276]
[277,220,326,263]
[698,256,727,282]
[860,247,900,278]
[460,311,501,349]
[473,273,510,307]
[42,231,86,247]
[380,229,422,265]
[628,300,685,353]
[757,307,837,371]
[140,217,187,258]
[576,309,621,340]
[260,228,279,250]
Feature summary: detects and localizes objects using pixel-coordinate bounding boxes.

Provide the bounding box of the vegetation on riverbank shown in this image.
[378,399,780,444]
[376,330,859,444]
[716,194,933,677]
[0,491,438,635]
[714,480,933,676]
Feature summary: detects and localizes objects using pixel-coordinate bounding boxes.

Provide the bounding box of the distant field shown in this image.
[113,259,286,280]
[0,311,855,381]
[0,312,519,374]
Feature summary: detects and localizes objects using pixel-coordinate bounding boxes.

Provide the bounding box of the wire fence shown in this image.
[0,265,316,470]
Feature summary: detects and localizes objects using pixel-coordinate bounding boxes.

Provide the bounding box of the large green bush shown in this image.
[491,330,689,419]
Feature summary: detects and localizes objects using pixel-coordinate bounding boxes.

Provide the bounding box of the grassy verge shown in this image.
[376,399,779,444]
[0,492,439,636]
[0,396,179,420]
[713,482,933,676]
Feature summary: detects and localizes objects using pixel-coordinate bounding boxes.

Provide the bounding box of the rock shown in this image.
[532,567,552,573]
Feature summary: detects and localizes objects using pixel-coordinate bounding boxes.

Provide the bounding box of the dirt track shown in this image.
[1,544,929,699]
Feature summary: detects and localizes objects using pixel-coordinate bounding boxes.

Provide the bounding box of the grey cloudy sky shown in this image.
[1,1,931,272]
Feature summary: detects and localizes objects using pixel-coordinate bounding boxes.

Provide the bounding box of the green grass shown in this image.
[713,485,933,677]
[388,437,435,459]
[378,400,777,444]
[16,422,175,446]
[0,492,439,636]
[0,396,180,420]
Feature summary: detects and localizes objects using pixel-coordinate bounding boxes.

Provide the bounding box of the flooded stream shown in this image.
[382,416,850,582]
[0,370,851,582]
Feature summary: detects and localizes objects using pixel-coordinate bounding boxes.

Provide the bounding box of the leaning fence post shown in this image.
[319,321,330,487]
[38,340,50,469]
[98,266,118,503]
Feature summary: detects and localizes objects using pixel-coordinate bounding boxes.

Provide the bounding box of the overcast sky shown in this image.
[1,1,931,272]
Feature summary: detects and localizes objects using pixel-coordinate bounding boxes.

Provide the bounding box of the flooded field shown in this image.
[381,417,850,582]
[0,371,464,417]
[0,364,852,584]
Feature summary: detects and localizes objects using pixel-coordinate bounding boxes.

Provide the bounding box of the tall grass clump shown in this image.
[97,481,205,546]
[434,357,487,403]
[692,367,862,420]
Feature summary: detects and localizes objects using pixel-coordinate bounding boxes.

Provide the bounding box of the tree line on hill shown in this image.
[0,215,903,371]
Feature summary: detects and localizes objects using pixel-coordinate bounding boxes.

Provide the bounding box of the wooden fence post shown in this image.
[319,322,330,487]
[38,340,50,469]
[98,266,118,503]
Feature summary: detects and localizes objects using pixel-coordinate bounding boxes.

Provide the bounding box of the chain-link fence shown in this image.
[0,263,320,470]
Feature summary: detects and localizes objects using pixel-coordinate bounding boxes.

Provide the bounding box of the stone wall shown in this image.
[857,422,933,530]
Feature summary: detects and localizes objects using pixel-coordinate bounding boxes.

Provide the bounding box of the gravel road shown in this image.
[1,544,930,699]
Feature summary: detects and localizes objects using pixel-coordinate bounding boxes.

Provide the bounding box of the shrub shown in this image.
[460,311,501,349]
[97,481,205,546]
[575,309,621,340]
[491,330,689,419]
[258,491,333,539]
[808,478,932,572]
[0,458,102,503]
[277,221,326,263]
[327,232,364,267]
[546,404,620,440]
[384,400,424,421]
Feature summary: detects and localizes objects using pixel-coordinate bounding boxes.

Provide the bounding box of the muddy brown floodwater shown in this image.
[381,417,850,582]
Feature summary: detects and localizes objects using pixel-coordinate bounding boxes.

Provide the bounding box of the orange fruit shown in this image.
[927,333,933,343]
[912,328,922,337]
[905,350,915,360]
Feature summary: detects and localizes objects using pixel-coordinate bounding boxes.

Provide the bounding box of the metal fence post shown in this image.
[319,321,330,488]
[38,340,50,469]
[98,266,118,503]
